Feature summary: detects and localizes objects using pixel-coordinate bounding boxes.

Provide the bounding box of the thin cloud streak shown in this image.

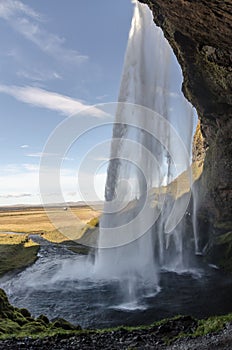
[0,84,107,117]
[0,0,41,20]
[17,69,62,82]
[0,0,88,64]
[26,152,74,161]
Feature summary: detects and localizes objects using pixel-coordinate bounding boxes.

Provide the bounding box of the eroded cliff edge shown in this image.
[139,0,232,229]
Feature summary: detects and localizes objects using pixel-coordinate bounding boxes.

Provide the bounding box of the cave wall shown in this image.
[139,0,232,229]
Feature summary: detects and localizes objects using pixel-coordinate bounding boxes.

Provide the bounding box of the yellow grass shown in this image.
[0,206,100,236]
[150,161,203,200]
[0,206,100,275]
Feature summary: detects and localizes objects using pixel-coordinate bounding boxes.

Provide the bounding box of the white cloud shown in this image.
[26,152,74,161]
[17,69,62,82]
[26,152,56,158]
[0,0,88,64]
[0,163,107,205]
[96,94,109,101]
[0,0,41,20]
[20,144,29,148]
[0,84,107,117]
[0,171,39,195]
[23,163,39,172]
[0,164,21,174]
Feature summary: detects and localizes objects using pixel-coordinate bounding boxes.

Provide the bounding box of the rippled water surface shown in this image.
[1,241,232,329]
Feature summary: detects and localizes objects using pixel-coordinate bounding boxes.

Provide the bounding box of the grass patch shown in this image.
[0,234,39,277]
[0,206,100,234]
[79,216,99,236]
[194,313,232,336]
[0,206,100,274]
[42,229,72,243]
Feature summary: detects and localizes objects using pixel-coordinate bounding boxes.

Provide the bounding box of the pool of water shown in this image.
[1,241,232,329]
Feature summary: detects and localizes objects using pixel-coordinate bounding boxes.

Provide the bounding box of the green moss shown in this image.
[19,308,31,319]
[154,314,232,345]
[194,313,232,337]
[21,321,46,334]
[0,319,21,334]
[0,288,82,339]
[0,289,13,311]
[208,231,232,272]
[37,314,49,325]
[0,243,39,277]
[12,311,29,326]
[51,318,81,331]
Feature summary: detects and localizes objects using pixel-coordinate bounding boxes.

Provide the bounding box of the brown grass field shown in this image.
[0,206,100,237]
[0,206,101,276]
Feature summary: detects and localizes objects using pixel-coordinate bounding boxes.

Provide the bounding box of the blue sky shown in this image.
[0,0,134,205]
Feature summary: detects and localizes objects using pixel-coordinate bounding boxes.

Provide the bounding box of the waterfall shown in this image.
[94,1,195,306]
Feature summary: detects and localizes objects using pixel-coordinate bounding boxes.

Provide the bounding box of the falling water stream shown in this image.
[94,1,196,302]
[1,1,232,328]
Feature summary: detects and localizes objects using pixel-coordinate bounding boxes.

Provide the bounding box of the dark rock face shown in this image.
[139,0,232,228]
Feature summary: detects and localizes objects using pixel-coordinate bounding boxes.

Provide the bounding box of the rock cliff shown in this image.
[139,0,232,230]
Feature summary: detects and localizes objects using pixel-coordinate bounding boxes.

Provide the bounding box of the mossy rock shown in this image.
[194,313,232,337]
[12,311,29,326]
[0,319,21,334]
[21,321,46,334]
[51,318,81,331]
[0,289,13,312]
[37,314,50,325]
[0,288,82,339]
[19,308,31,319]
[208,231,232,272]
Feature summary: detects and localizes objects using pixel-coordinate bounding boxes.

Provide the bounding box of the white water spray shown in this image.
[94,2,196,305]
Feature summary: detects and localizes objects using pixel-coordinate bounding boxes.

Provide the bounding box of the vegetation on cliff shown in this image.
[0,289,81,339]
[0,287,232,348]
[0,233,39,277]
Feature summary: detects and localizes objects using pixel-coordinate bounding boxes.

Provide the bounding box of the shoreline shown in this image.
[0,286,232,349]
